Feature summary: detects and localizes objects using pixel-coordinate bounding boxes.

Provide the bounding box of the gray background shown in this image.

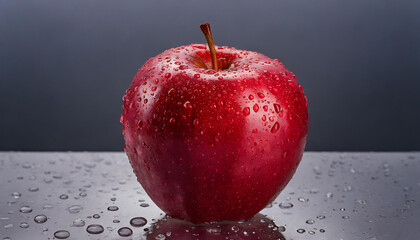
[0,0,419,151]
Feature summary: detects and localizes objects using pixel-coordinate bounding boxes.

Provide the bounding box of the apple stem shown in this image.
[200,23,219,71]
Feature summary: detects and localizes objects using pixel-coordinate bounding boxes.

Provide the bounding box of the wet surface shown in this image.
[0,152,419,239]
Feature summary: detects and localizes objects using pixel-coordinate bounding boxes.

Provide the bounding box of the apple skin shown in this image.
[121,44,308,223]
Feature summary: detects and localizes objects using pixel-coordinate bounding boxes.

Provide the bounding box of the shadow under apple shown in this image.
[145,213,286,240]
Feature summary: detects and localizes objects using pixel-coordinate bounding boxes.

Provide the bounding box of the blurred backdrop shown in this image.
[1,0,419,151]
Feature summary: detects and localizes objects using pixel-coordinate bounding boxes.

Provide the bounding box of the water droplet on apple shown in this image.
[207,226,222,234]
[179,65,188,70]
[263,105,268,111]
[164,73,171,78]
[231,226,239,232]
[193,44,206,49]
[155,234,166,239]
[248,95,254,100]
[184,101,192,109]
[257,92,265,98]
[243,107,250,116]
[253,104,259,112]
[273,104,282,113]
[271,122,280,133]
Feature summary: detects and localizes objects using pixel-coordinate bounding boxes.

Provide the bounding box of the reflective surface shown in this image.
[0,152,419,239]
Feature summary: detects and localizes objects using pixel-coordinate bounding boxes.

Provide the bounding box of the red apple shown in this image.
[121,23,308,223]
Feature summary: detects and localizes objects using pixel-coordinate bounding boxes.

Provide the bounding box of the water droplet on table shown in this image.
[279,202,293,209]
[19,222,29,228]
[306,219,315,224]
[4,224,13,229]
[118,227,133,237]
[54,230,70,239]
[67,205,83,214]
[19,206,32,213]
[130,217,147,227]
[72,218,85,227]
[107,206,119,211]
[43,204,53,210]
[34,214,47,223]
[86,224,104,234]
[11,192,21,198]
[59,194,68,200]
[28,187,39,192]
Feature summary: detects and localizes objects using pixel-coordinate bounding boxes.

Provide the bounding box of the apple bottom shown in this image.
[126,138,305,223]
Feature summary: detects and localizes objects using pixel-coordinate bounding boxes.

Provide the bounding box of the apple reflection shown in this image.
[146,213,286,240]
